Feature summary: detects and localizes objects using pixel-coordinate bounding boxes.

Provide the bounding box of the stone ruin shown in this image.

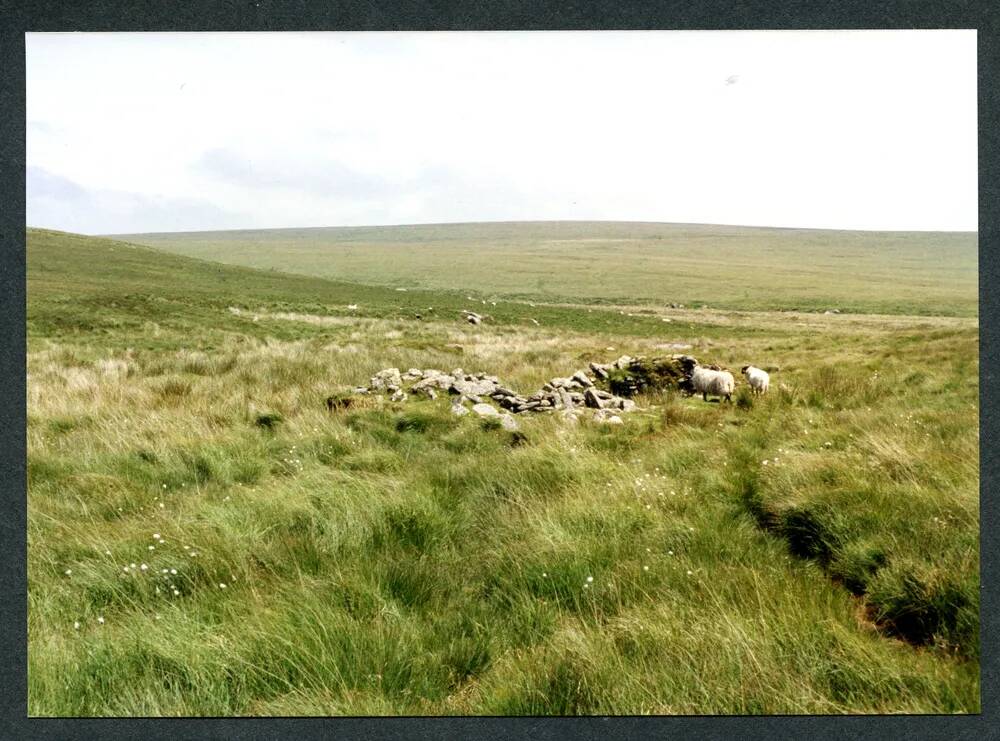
[343,354,700,428]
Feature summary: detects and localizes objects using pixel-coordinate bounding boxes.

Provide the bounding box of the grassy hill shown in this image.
[111,221,979,317]
[27,228,979,715]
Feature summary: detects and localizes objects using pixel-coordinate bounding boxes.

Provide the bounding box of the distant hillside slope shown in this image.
[26,228,701,346]
[111,221,978,317]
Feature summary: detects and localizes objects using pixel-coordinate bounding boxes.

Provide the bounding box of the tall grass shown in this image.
[26,229,979,715]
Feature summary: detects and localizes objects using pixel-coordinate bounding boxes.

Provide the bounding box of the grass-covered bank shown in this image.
[27,229,979,714]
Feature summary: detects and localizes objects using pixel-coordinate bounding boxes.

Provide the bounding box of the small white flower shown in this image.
[762,460,769,466]
[172,589,180,596]
[73,621,80,630]
[582,583,589,589]
[153,533,161,540]
[586,576,594,583]
[162,484,167,489]
[687,570,693,575]
[123,566,129,572]
[64,569,72,576]
[162,569,169,574]
[542,572,547,577]
[183,545,190,550]
[170,569,177,575]
[159,503,165,508]
[130,563,136,569]
[148,545,155,551]
[219,583,227,589]
[643,565,649,572]
[140,564,148,571]
[668,550,674,556]
[104,550,112,556]
[97,616,105,624]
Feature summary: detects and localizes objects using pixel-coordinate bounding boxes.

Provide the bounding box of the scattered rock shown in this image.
[499,413,519,431]
[560,410,581,425]
[584,388,605,409]
[370,368,402,391]
[354,353,712,421]
[452,378,498,397]
[589,362,610,380]
[593,408,625,424]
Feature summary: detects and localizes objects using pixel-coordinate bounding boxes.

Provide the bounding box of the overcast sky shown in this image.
[26,30,977,234]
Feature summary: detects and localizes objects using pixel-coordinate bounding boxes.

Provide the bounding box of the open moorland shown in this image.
[113,221,978,318]
[28,226,979,715]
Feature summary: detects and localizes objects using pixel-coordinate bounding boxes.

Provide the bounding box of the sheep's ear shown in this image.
[740,365,748,373]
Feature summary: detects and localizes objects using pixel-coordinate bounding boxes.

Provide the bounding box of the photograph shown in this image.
[25,30,979,716]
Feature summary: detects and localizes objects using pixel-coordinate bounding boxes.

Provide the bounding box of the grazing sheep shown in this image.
[678,356,734,402]
[741,365,770,395]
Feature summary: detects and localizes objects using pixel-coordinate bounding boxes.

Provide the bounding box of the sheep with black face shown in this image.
[678,355,735,402]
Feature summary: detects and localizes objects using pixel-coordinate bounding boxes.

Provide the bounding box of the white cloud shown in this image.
[26,30,977,233]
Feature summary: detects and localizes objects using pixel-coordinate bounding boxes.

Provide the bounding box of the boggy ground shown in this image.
[27,229,979,715]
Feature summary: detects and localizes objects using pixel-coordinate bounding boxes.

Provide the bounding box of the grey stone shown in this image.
[413,374,455,392]
[390,390,407,403]
[499,413,519,431]
[560,409,580,424]
[589,361,611,376]
[370,368,402,391]
[584,388,604,409]
[452,378,497,397]
[472,403,499,417]
[450,403,469,416]
[594,409,624,424]
[572,371,594,388]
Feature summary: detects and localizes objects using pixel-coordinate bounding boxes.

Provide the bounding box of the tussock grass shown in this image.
[26,229,979,715]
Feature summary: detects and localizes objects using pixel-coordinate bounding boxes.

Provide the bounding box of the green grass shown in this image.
[27,227,979,715]
[111,221,978,317]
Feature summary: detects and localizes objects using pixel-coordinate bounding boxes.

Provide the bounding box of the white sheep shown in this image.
[741,365,770,395]
[691,363,735,402]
